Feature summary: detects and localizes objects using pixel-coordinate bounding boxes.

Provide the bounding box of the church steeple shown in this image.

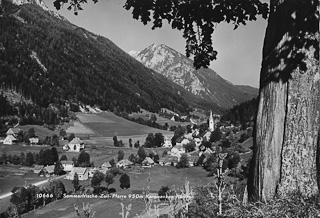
[209,110,214,132]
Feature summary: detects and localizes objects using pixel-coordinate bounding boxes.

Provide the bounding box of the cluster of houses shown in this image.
[1,127,39,145]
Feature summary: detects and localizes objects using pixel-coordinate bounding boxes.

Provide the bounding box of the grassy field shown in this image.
[129,109,190,127]
[19,125,58,140]
[17,166,213,218]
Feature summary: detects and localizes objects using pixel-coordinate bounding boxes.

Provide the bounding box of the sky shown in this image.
[44,0,268,88]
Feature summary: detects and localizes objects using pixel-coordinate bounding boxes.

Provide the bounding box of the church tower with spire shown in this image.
[209,110,214,132]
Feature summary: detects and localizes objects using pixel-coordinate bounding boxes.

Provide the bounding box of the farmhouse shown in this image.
[170,144,185,158]
[44,165,55,175]
[116,159,133,168]
[88,168,109,178]
[3,135,17,145]
[162,137,172,148]
[29,137,39,145]
[6,128,20,137]
[101,162,112,169]
[61,161,74,172]
[142,157,155,167]
[68,137,85,152]
[33,165,44,174]
[66,167,89,180]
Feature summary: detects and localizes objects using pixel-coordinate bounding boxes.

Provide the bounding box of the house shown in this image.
[101,162,112,169]
[3,135,17,145]
[87,168,108,178]
[6,128,20,137]
[68,137,85,152]
[44,165,55,175]
[170,144,185,158]
[66,167,89,180]
[29,137,39,145]
[116,159,133,168]
[162,137,172,148]
[61,161,74,172]
[142,157,155,167]
[33,165,44,174]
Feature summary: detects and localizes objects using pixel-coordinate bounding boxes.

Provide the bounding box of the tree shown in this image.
[247,0,319,201]
[113,135,118,147]
[49,180,66,200]
[54,161,65,175]
[25,152,34,167]
[105,172,114,189]
[137,146,147,163]
[184,141,196,153]
[78,150,90,167]
[51,134,60,146]
[27,127,35,138]
[154,133,164,147]
[68,133,75,142]
[129,138,132,148]
[128,153,137,164]
[117,150,124,162]
[134,140,140,148]
[72,172,80,192]
[10,187,29,214]
[59,129,67,139]
[145,133,154,148]
[210,127,221,143]
[109,158,116,167]
[60,154,67,161]
[158,186,170,201]
[54,0,319,201]
[91,171,104,193]
[177,154,189,168]
[119,174,130,189]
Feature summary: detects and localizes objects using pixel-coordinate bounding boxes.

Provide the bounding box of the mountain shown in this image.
[0,0,226,123]
[129,43,258,108]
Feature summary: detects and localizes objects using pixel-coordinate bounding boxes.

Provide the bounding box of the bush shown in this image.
[119,174,130,189]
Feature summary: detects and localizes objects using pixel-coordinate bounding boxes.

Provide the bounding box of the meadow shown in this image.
[20,165,213,218]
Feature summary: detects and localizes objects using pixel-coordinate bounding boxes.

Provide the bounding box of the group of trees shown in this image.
[127,147,160,165]
[144,133,164,148]
[89,169,130,194]
[9,180,66,216]
[0,146,59,166]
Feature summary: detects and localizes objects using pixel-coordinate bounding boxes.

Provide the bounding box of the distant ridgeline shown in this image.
[221,97,259,125]
[0,0,224,127]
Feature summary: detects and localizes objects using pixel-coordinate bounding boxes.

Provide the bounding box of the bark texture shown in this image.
[248,0,319,201]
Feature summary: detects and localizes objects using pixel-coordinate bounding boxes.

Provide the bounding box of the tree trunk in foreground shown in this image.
[248,0,319,201]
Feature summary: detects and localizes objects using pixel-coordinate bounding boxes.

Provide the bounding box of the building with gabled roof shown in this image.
[3,135,17,145]
[142,157,155,167]
[6,128,20,136]
[66,167,89,180]
[116,159,133,168]
[61,161,74,172]
[101,162,112,169]
[68,137,85,152]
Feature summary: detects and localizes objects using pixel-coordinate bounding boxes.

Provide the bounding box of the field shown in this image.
[129,109,190,127]
[20,166,213,218]
[19,125,58,140]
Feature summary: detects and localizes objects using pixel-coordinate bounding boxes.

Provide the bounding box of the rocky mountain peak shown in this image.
[10,0,48,11]
[129,43,258,109]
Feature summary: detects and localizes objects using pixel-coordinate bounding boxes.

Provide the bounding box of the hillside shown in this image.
[130,43,258,108]
[0,0,224,123]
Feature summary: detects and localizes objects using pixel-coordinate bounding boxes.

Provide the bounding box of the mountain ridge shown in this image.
[0,0,225,125]
[129,43,258,108]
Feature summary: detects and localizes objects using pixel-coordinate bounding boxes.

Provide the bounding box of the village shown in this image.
[0,109,253,217]
[0,110,252,180]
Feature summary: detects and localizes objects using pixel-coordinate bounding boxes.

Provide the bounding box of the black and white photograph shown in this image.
[0,0,319,217]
